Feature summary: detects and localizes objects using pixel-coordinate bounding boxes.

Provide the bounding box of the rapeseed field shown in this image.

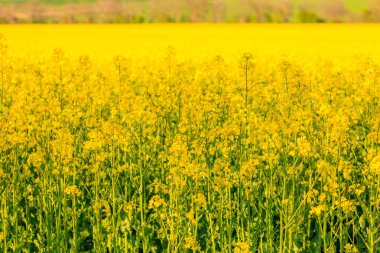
[0,24,380,252]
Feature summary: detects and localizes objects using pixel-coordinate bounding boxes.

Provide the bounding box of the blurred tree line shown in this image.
[1,0,380,23]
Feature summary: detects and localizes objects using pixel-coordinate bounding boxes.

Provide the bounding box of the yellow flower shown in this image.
[344,243,358,253]
[317,160,333,178]
[335,197,356,214]
[184,236,198,250]
[318,193,326,202]
[193,193,207,210]
[148,195,167,209]
[369,154,380,175]
[234,242,251,253]
[64,185,82,197]
[310,205,327,217]
[186,209,196,224]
